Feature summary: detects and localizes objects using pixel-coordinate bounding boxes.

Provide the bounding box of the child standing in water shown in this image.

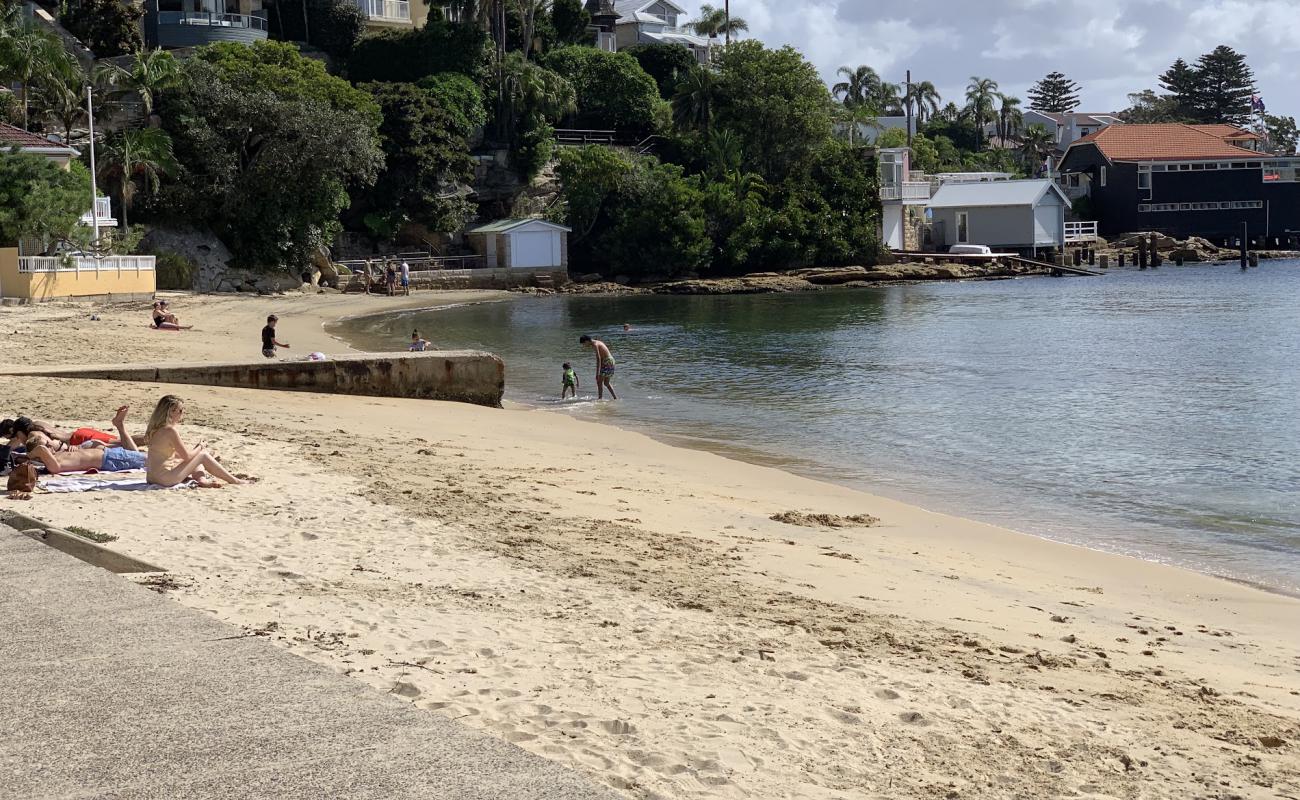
[561,362,579,399]
[409,330,431,351]
[579,335,617,400]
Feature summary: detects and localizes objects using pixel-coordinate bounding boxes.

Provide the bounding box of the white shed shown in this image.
[927,179,1069,254]
[467,219,570,270]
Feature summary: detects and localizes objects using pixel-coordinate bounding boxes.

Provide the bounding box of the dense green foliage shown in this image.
[541,46,664,134]
[1026,71,1081,113]
[624,43,697,99]
[267,0,366,61]
[62,0,143,58]
[549,0,590,47]
[1264,114,1298,154]
[151,249,196,289]
[489,52,575,179]
[355,82,475,238]
[416,72,488,138]
[156,46,382,270]
[0,150,92,246]
[1129,46,1258,126]
[347,19,487,83]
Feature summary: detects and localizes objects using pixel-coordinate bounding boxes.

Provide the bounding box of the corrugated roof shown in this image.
[0,122,77,154]
[927,179,1064,209]
[1076,123,1267,162]
[467,218,571,234]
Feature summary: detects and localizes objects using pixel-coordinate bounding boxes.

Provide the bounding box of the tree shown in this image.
[1018,124,1054,175]
[906,80,940,125]
[1262,113,1298,154]
[490,52,574,177]
[347,17,488,83]
[689,4,747,39]
[1193,45,1255,125]
[832,64,880,109]
[97,48,180,121]
[541,46,663,133]
[1120,89,1185,124]
[997,94,1023,142]
[624,43,697,99]
[550,0,589,46]
[964,76,998,148]
[833,103,879,146]
[96,127,177,228]
[1026,71,1081,113]
[0,25,78,127]
[61,0,143,57]
[156,51,383,270]
[715,41,833,183]
[355,82,475,237]
[671,65,719,131]
[416,72,488,138]
[1158,58,1199,120]
[32,67,87,143]
[267,0,365,61]
[0,149,91,247]
[556,145,709,279]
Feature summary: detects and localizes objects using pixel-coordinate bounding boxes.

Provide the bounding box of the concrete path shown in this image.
[0,527,616,799]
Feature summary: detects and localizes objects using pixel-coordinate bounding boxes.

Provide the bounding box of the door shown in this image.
[957,212,970,243]
[512,232,555,269]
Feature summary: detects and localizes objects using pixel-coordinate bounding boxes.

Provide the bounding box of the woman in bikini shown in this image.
[144,395,247,488]
[151,301,191,331]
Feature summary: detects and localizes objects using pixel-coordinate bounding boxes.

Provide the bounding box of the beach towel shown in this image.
[38,472,196,493]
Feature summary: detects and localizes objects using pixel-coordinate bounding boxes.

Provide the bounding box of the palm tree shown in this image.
[32,68,87,144]
[690,4,747,39]
[832,65,881,110]
[875,81,903,116]
[834,103,880,145]
[97,48,180,123]
[497,51,576,136]
[1019,123,1055,175]
[997,94,1023,143]
[907,80,941,125]
[96,127,178,229]
[0,25,78,128]
[964,76,999,148]
[672,67,720,131]
[706,128,742,177]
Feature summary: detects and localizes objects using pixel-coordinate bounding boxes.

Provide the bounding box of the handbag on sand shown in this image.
[7,461,38,499]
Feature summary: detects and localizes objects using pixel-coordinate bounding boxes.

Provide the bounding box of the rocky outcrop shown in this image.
[140,226,305,293]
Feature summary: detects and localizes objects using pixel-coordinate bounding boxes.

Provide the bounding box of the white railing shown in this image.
[357,0,410,21]
[880,181,932,202]
[1064,221,1099,243]
[18,255,156,273]
[79,196,114,226]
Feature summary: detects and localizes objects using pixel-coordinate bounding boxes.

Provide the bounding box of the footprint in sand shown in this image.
[898,711,930,726]
[875,689,901,700]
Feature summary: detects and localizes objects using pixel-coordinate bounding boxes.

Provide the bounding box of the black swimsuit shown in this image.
[154,314,165,327]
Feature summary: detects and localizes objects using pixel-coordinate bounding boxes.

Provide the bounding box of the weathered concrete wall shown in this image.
[1,351,506,408]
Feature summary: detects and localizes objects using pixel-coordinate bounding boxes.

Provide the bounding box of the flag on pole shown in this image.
[1251,94,1266,113]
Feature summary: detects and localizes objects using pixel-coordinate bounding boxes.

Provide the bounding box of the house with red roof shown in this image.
[1057,123,1300,241]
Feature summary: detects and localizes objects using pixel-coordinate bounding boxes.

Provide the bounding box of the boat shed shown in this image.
[926,179,1069,254]
[466,219,570,270]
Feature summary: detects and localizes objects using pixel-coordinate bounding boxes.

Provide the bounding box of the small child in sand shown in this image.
[409,330,430,352]
[261,315,290,358]
[561,362,579,399]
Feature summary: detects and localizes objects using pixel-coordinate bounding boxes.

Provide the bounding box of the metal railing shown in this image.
[880,182,932,202]
[157,11,269,30]
[554,128,619,145]
[79,196,113,226]
[1064,221,1099,242]
[18,255,156,273]
[357,0,410,21]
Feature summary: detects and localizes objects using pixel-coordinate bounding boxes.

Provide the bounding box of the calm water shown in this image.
[337,262,1300,593]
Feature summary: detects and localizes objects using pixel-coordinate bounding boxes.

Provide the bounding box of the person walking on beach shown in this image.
[400,260,411,296]
[385,261,397,296]
[561,362,579,399]
[579,335,617,400]
[262,315,290,358]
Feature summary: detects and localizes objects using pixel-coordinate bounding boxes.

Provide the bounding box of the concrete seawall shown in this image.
[0,351,506,408]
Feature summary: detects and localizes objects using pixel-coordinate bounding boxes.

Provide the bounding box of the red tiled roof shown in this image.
[1076,123,1267,162]
[1190,124,1263,141]
[0,122,76,151]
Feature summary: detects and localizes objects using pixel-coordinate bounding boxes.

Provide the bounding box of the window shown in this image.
[957,212,970,243]
[1139,200,1263,213]
[1138,172,1151,190]
[1099,166,1107,187]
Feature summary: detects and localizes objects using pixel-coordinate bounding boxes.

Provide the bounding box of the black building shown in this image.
[1058,124,1300,244]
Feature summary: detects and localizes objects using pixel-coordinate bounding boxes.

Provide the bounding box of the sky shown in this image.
[673,0,1300,118]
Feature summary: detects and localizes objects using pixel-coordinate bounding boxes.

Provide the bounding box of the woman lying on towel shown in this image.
[2,415,134,450]
[144,395,247,488]
[23,406,145,474]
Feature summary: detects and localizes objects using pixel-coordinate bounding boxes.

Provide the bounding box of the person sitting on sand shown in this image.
[22,406,145,475]
[144,395,246,488]
[409,330,431,352]
[579,335,618,400]
[151,300,191,331]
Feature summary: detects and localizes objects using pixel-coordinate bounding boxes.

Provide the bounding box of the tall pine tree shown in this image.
[1193,45,1255,126]
[1026,71,1081,113]
[1157,58,1200,121]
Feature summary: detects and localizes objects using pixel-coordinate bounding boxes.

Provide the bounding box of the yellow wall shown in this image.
[0,249,157,301]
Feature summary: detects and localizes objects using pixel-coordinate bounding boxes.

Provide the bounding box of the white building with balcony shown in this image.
[878,148,932,251]
[605,0,713,63]
[356,0,417,26]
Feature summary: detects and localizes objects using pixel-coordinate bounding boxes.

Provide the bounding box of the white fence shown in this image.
[79,196,114,226]
[18,255,156,273]
[357,0,410,20]
[880,182,932,202]
[1064,221,1099,243]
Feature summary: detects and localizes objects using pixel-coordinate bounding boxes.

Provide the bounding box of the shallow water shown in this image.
[337,262,1300,593]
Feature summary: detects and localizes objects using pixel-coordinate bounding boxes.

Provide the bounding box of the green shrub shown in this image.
[152,250,195,289]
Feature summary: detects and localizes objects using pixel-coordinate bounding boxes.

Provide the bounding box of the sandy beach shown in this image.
[2,290,1298,799]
